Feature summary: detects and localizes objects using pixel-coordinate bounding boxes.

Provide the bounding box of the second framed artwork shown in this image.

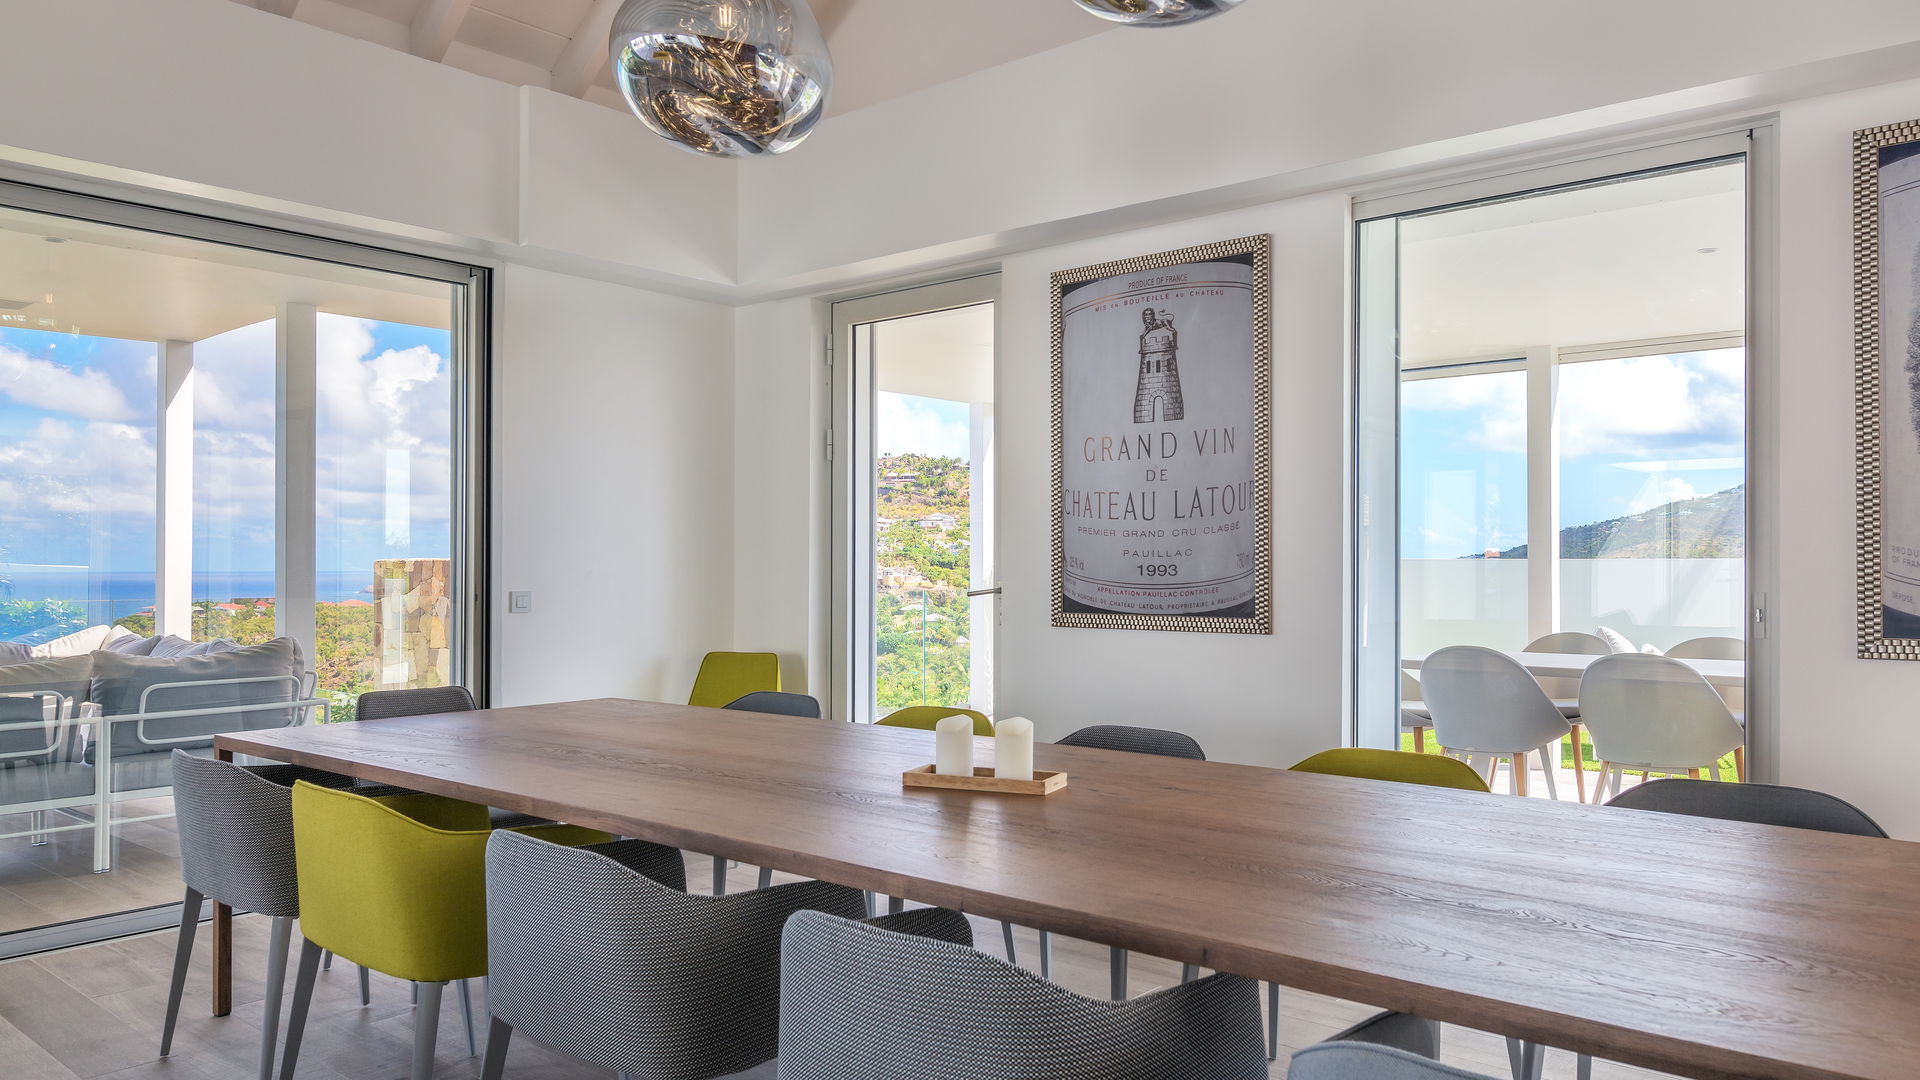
[1050,234,1273,634]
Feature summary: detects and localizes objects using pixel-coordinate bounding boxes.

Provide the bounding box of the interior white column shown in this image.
[275,303,318,662]
[1525,347,1561,643]
[155,340,194,638]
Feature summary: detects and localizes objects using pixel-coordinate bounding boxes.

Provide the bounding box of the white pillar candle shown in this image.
[994,716,1034,781]
[934,714,975,776]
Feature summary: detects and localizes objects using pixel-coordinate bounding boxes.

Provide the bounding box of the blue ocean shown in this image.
[0,566,375,626]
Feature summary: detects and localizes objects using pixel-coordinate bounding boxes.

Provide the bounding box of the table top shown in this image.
[220,699,1915,1080]
[1403,649,1745,688]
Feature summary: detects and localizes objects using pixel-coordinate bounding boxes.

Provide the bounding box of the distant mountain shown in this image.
[1487,484,1744,559]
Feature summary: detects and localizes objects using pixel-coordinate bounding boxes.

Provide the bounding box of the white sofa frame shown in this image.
[0,673,328,873]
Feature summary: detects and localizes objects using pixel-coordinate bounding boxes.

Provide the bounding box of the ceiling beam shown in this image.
[255,0,304,17]
[551,0,625,98]
[410,0,475,63]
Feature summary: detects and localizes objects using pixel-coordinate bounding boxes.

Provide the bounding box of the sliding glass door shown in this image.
[1356,138,1753,798]
[831,277,998,725]
[0,182,486,949]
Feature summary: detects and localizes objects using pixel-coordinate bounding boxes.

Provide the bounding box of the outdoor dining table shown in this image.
[1401,649,1745,690]
[214,698,1915,1080]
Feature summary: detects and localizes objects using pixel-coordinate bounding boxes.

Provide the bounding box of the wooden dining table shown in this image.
[214,698,1919,1080]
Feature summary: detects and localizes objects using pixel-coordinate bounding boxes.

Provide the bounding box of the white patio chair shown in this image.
[1666,636,1744,660]
[1419,646,1571,798]
[1400,670,1431,752]
[1523,632,1609,801]
[1578,653,1746,803]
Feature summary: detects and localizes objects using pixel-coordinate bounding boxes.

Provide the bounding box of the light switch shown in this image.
[508,591,533,613]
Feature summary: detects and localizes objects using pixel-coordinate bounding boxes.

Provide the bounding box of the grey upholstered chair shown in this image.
[479,828,958,1080]
[1289,1010,1450,1079]
[355,685,546,830]
[719,690,824,892]
[1531,779,1889,1080]
[778,909,1266,1080]
[164,751,377,1080]
[1048,723,1207,997]
[723,691,823,718]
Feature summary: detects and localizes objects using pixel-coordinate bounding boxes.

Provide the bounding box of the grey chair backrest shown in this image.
[355,685,476,722]
[722,691,823,718]
[0,693,62,761]
[1578,652,1742,768]
[171,749,357,916]
[1419,645,1570,754]
[485,828,867,1080]
[1665,636,1744,661]
[1056,723,1205,760]
[1607,778,1887,837]
[1292,1041,1496,1080]
[1523,632,1611,655]
[778,910,1265,1080]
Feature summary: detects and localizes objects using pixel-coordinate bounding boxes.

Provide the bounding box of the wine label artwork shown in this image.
[1051,235,1271,634]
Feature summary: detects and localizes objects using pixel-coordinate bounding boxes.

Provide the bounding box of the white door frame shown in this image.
[828,274,1000,724]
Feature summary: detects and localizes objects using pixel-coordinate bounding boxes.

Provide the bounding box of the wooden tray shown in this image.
[902,765,1068,796]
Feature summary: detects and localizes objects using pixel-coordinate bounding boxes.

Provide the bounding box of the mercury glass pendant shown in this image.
[1072,0,1244,27]
[610,0,832,158]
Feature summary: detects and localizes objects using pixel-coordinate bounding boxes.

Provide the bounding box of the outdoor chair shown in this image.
[1579,653,1746,801]
[1419,646,1570,799]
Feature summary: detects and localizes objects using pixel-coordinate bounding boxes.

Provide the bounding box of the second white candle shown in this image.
[994,716,1034,781]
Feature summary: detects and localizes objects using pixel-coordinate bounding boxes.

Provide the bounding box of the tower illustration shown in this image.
[1133,307,1185,423]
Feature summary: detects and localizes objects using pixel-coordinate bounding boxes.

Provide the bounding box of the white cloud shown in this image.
[0,345,137,421]
[0,417,156,521]
[877,392,971,460]
[1626,476,1699,514]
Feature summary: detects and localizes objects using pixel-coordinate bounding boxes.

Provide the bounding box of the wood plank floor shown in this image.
[0,857,1676,1080]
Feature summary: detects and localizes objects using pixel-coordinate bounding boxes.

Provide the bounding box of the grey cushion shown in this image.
[104,633,164,656]
[0,654,91,707]
[148,635,237,658]
[88,638,305,758]
[0,694,63,762]
[0,760,95,806]
[0,641,35,666]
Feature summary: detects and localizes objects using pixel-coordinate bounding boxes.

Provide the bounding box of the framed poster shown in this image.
[1051,234,1272,634]
[1858,118,1920,658]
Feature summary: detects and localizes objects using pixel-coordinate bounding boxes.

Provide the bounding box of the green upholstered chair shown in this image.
[1280,748,1495,1067]
[876,705,994,736]
[277,782,607,1080]
[688,651,781,709]
[1290,748,1492,793]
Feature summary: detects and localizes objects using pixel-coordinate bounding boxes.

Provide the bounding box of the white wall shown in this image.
[1772,76,1920,838]
[491,264,737,706]
[0,0,737,291]
[990,195,1350,766]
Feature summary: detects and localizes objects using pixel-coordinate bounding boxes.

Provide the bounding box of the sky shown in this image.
[0,315,452,578]
[877,391,972,460]
[1401,349,1746,558]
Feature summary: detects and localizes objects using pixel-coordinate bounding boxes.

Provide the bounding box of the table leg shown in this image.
[214,745,233,1016]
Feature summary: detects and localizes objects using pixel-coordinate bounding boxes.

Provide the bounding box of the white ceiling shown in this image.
[229,0,1110,117]
[1399,164,1747,365]
[0,206,450,344]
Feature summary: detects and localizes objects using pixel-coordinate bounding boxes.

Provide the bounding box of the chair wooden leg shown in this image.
[160,887,202,1057]
[1689,768,1703,780]
[411,982,444,1080]
[1512,754,1529,797]
[1570,724,1587,803]
[1412,726,1427,753]
[1734,745,1748,783]
[479,1019,512,1080]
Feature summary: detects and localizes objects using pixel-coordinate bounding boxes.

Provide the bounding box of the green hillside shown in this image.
[1493,484,1744,559]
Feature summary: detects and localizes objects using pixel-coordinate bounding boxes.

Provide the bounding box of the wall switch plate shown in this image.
[508,591,533,613]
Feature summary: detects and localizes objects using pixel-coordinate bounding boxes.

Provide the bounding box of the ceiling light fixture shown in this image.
[1072,0,1243,27]
[610,0,833,158]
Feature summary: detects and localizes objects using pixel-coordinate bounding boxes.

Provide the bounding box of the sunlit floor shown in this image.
[0,799,184,935]
[0,859,1674,1080]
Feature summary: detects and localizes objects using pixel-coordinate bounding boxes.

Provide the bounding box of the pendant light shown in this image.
[1072,0,1244,27]
[610,0,833,158]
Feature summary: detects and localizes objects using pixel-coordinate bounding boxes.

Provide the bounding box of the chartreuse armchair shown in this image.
[876,705,993,736]
[277,782,607,1080]
[1289,748,1492,792]
[688,651,781,709]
